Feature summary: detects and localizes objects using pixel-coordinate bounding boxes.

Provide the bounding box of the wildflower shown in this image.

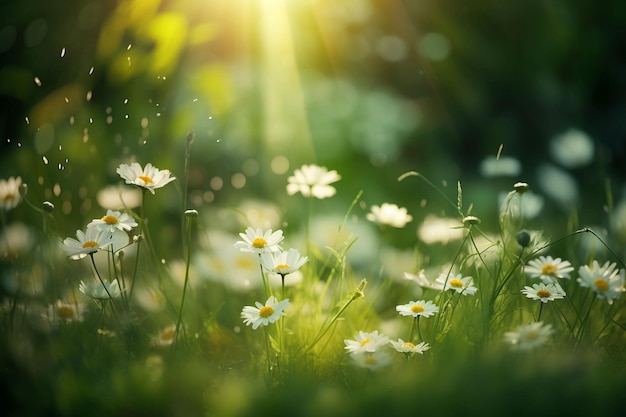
[116,162,176,195]
[503,322,553,351]
[88,209,138,233]
[479,156,521,178]
[344,330,389,354]
[396,300,439,318]
[79,279,121,299]
[550,128,594,168]
[436,273,478,295]
[96,185,142,210]
[349,350,392,370]
[63,226,114,260]
[241,296,290,330]
[234,226,283,254]
[153,325,178,347]
[577,261,625,305]
[521,282,566,303]
[260,248,308,277]
[417,216,464,244]
[366,203,413,228]
[44,300,86,323]
[389,339,430,354]
[134,287,167,312]
[286,164,341,199]
[403,271,445,291]
[524,256,574,283]
[0,176,23,210]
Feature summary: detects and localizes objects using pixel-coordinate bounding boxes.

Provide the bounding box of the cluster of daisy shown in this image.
[235,227,308,329]
[0,176,24,211]
[62,162,175,300]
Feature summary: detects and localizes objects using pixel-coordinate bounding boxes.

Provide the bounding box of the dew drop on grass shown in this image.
[60,47,65,58]
[34,77,42,86]
[42,156,48,165]
[89,66,94,75]
[123,98,128,104]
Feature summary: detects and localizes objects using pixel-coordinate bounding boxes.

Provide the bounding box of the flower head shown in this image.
[436,273,478,295]
[521,282,566,303]
[241,296,290,330]
[577,261,625,305]
[366,203,413,228]
[503,322,553,351]
[153,325,178,347]
[395,300,439,318]
[0,176,23,210]
[286,164,341,199]
[88,209,138,233]
[116,162,176,195]
[234,227,284,254]
[260,248,308,277]
[349,350,392,370]
[63,226,114,260]
[403,271,445,291]
[344,330,389,354]
[389,339,430,354]
[79,279,121,299]
[524,256,574,283]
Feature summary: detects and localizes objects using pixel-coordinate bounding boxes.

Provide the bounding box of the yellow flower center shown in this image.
[410,305,425,313]
[450,278,464,288]
[138,175,153,184]
[403,342,416,349]
[536,289,552,298]
[3,192,15,202]
[101,215,119,224]
[57,305,75,319]
[82,241,99,249]
[541,264,557,276]
[259,305,274,318]
[524,331,539,341]
[160,327,176,342]
[359,338,371,347]
[593,279,609,292]
[252,237,267,249]
[277,264,290,271]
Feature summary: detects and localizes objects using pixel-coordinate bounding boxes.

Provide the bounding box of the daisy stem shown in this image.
[174,212,195,348]
[537,302,544,322]
[415,316,425,343]
[89,254,120,323]
[575,292,596,350]
[263,326,273,378]
[258,258,271,299]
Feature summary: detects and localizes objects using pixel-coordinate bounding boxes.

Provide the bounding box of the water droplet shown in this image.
[42,156,49,164]
[161,259,165,264]
[123,98,128,104]
[64,97,70,103]
[192,98,198,102]
[34,77,42,87]
[89,118,93,124]
[89,66,94,75]
[69,116,75,125]
[127,44,132,50]
[58,163,63,170]
[60,47,66,58]
[86,91,92,101]
[58,145,62,151]
[208,116,212,120]
[125,114,129,119]
[216,139,220,143]
[127,56,131,66]
[17,142,21,148]
[156,112,161,117]
[25,116,30,124]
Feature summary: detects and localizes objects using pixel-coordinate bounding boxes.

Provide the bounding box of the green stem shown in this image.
[174,213,195,348]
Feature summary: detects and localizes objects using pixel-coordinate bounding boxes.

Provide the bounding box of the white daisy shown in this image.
[521,282,566,303]
[366,203,413,228]
[389,339,430,354]
[503,322,553,351]
[349,350,392,370]
[234,226,284,254]
[436,273,478,295]
[62,226,114,260]
[44,300,86,323]
[403,271,445,291]
[395,300,439,318]
[344,330,389,354]
[0,176,23,210]
[79,279,122,299]
[153,325,178,347]
[577,261,625,305]
[260,248,308,277]
[241,296,290,330]
[116,162,176,195]
[87,209,138,233]
[286,164,341,199]
[524,256,574,283]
